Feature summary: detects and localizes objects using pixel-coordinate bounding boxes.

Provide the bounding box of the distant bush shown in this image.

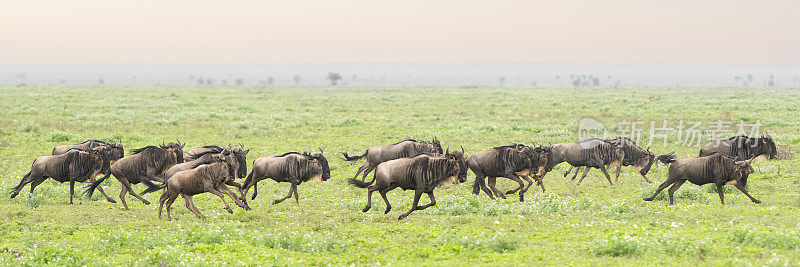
[19,124,40,134]
[730,227,800,250]
[593,236,642,257]
[639,184,710,203]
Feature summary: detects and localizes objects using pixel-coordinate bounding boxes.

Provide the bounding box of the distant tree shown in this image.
[326,72,342,85]
[768,80,775,87]
[15,73,26,85]
[98,78,104,85]
[267,77,274,86]
[555,75,560,81]
[572,78,581,87]
[531,81,537,86]
[293,74,301,85]
[498,77,506,86]
[222,79,228,85]
[236,79,244,85]
[190,75,195,84]
[592,77,600,86]
[205,78,214,85]
[196,78,205,85]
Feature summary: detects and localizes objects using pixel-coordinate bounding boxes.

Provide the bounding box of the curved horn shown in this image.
[646,146,650,152]
[318,147,324,154]
[460,145,464,154]
[445,145,450,155]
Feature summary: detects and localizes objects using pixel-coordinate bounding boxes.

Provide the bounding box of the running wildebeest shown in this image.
[86,141,185,210]
[53,140,124,163]
[11,147,114,204]
[146,146,249,194]
[700,135,777,160]
[644,153,759,205]
[469,144,550,201]
[342,138,443,181]
[564,137,656,183]
[158,151,249,220]
[540,139,624,185]
[348,149,467,220]
[240,149,331,205]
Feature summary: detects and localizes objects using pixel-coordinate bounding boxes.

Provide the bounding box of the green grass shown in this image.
[0,85,799,265]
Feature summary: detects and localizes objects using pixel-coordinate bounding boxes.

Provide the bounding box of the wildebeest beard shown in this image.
[411,156,460,189]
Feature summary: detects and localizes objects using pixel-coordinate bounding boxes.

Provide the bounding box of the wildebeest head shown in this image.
[218,149,239,181]
[431,137,443,154]
[732,159,754,186]
[107,142,125,162]
[531,144,553,175]
[445,146,468,183]
[162,140,186,163]
[90,146,112,174]
[229,145,249,178]
[760,135,777,159]
[306,148,331,181]
[636,147,657,176]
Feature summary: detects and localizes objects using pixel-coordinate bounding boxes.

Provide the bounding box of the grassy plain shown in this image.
[0,85,799,266]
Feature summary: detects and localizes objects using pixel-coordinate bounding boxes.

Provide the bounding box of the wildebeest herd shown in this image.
[10,135,778,220]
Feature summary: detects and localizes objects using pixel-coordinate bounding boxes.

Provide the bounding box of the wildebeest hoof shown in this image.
[362,206,370,212]
[226,208,233,213]
[142,200,151,205]
[643,197,653,201]
[505,190,516,195]
[106,199,117,204]
[384,208,391,214]
[398,214,407,220]
[272,200,281,205]
[754,200,762,204]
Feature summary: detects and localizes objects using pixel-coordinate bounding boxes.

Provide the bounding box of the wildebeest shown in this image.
[147,145,249,194]
[540,139,624,185]
[86,141,185,210]
[11,147,114,204]
[348,149,467,220]
[342,138,443,181]
[158,151,249,220]
[700,135,777,160]
[239,149,331,205]
[469,144,550,201]
[563,137,656,183]
[644,153,759,205]
[53,140,124,163]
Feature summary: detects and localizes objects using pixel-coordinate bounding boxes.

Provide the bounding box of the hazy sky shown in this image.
[1,0,798,63]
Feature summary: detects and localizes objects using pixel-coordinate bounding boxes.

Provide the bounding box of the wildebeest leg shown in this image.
[598,165,614,185]
[613,165,622,184]
[503,174,526,202]
[252,184,258,200]
[639,173,652,184]
[715,183,726,204]
[93,182,117,203]
[184,195,205,219]
[416,192,436,210]
[273,180,297,205]
[668,180,686,205]
[563,166,574,177]
[225,180,244,196]
[292,185,300,204]
[534,175,546,193]
[158,192,168,219]
[10,172,36,198]
[487,177,506,199]
[521,175,534,195]
[207,188,234,213]
[29,176,47,194]
[644,179,674,201]
[380,185,397,214]
[119,185,129,210]
[351,164,368,181]
[164,192,179,221]
[362,186,376,212]
[361,165,376,181]
[571,167,582,180]
[474,172,494,200]
[69,178,76,204]
[577,167,592,185]
[398,189,423,220]
[121,179,151,206]
[219,185,249,210]
[734,184,761,204]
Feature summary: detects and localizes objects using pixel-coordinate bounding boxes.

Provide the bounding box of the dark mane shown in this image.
[727,135,750,140]
[191,150,224,160]
[278,152,302,157]
[200,145,223,150]
[131,146,160,155]
[493,144,522,150]
[392,139,418,145]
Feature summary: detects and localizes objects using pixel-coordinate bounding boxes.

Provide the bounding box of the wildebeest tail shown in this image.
[342,150,367,161]
[472,176,482,195]
[656,153,676,165]
[140,181,167,195]
[348,172,375,188]
[242,169,255,189]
